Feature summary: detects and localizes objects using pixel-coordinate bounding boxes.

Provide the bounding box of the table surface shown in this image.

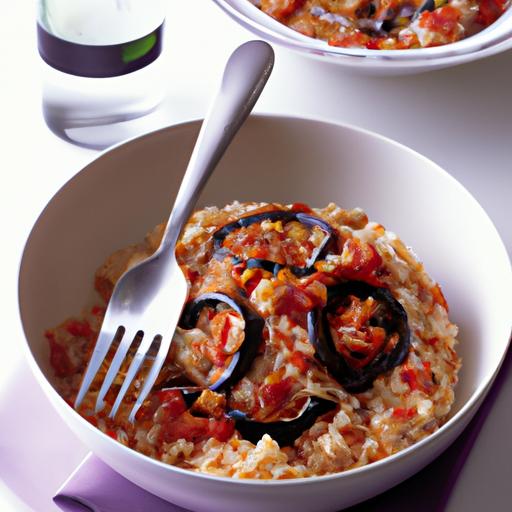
[1,1,511,511]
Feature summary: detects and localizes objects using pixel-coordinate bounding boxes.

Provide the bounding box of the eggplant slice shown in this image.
[179,292,265,391]
[213,210,336,277]
[228,398,336,447]
[308,281,410,392]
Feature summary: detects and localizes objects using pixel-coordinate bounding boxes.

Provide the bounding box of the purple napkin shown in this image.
[54,345,511,512]
[53,454,189,512]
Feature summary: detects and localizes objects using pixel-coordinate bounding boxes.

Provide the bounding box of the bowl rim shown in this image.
[18,113,512,486]
[212,0,512,65]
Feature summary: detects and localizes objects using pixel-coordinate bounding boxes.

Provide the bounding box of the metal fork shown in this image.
[74,41,274,422]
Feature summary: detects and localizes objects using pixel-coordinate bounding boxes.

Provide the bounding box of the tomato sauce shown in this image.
[253,0,509,49]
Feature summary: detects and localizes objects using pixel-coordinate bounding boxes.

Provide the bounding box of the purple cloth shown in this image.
[54,345,511,512]
[53,455,189,512]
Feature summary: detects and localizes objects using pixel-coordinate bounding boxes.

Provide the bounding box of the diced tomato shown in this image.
[159,412,209,443]
[418,6,461,41]
[329,296,390,368]
[340,426,366,445]
[290,202,313,213]
[185,268,200,284]
[476,0,507,26]
[134,395,161,422]
[337,238,383,285]
[425,337,439,346]
[274,285,314,316]
[392,407,416,419]
[300,279,327,308]
[366,38,381,50]
[272,328,294,351]
[220,314,232,347]
[290,351,309,373]
[231,262,246,282]
[244,270,264,296]
[401,363,435,393]
[208,417,235,442]
[91,305,105,316]
[46,331,75,377]
[159,411,234,443]
[253,246,271,259]
[329,31,369,48]
[106,429,117,439]
[261,0,305,20]
[400,368,418,391]
[65,319,93,338]
[260,377,293,409]
[156,389,188,419]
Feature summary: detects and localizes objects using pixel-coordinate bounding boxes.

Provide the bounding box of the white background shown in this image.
[0,1,511,511]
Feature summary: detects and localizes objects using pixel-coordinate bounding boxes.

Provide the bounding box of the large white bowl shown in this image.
[212,0,512,74]
[19,115,511,512]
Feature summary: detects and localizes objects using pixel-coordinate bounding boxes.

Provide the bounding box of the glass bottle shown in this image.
[37,0,167,149]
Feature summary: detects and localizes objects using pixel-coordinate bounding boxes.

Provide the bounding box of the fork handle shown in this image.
[159,40,275,252]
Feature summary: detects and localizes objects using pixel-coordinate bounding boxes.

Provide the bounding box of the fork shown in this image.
[74,40,275,423]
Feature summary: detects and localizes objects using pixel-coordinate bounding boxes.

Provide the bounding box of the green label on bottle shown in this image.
[122,32,157,63]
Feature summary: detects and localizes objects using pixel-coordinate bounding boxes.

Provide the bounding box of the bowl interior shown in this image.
[20,115,511,431]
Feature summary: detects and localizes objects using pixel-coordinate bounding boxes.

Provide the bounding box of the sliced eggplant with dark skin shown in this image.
[227,398,336,447]
[308,281,410,393]
[213,210,336,277]
[246,257,284,276]
[179,292,265,391]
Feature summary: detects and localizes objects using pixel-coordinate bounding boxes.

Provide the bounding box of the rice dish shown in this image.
[46,201,460,479]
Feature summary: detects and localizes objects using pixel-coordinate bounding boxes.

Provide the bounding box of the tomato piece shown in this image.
[156,389,188,419]
[261,0,305,20]
[476,0,506,26]
[65,319,93,338]
[210,310,245,353]
[220,314,232,347]
[208,417,235,442]
[159,411,234,443]
[274,285,314,316]
[400,368,418,391]
[134,395,161,422]
[392,407,416,419]
[290,351,309,373]
[290,202,313,213]
[329,296,389,368]
[91,305,105,316]
[159,412,209,443]
[185,268,199,284]
[426,337,439,346]
[329,31,370,48]
[366,38,381,50]
[418,6,461,42]
[337,238,383,285]
[260,377,293,409]
[46,331,75,377]
[242,269,264,296]
[106,429,117,439]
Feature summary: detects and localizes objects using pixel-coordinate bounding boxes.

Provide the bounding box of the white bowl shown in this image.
[212,0,512,74]
[19,115,511,512]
